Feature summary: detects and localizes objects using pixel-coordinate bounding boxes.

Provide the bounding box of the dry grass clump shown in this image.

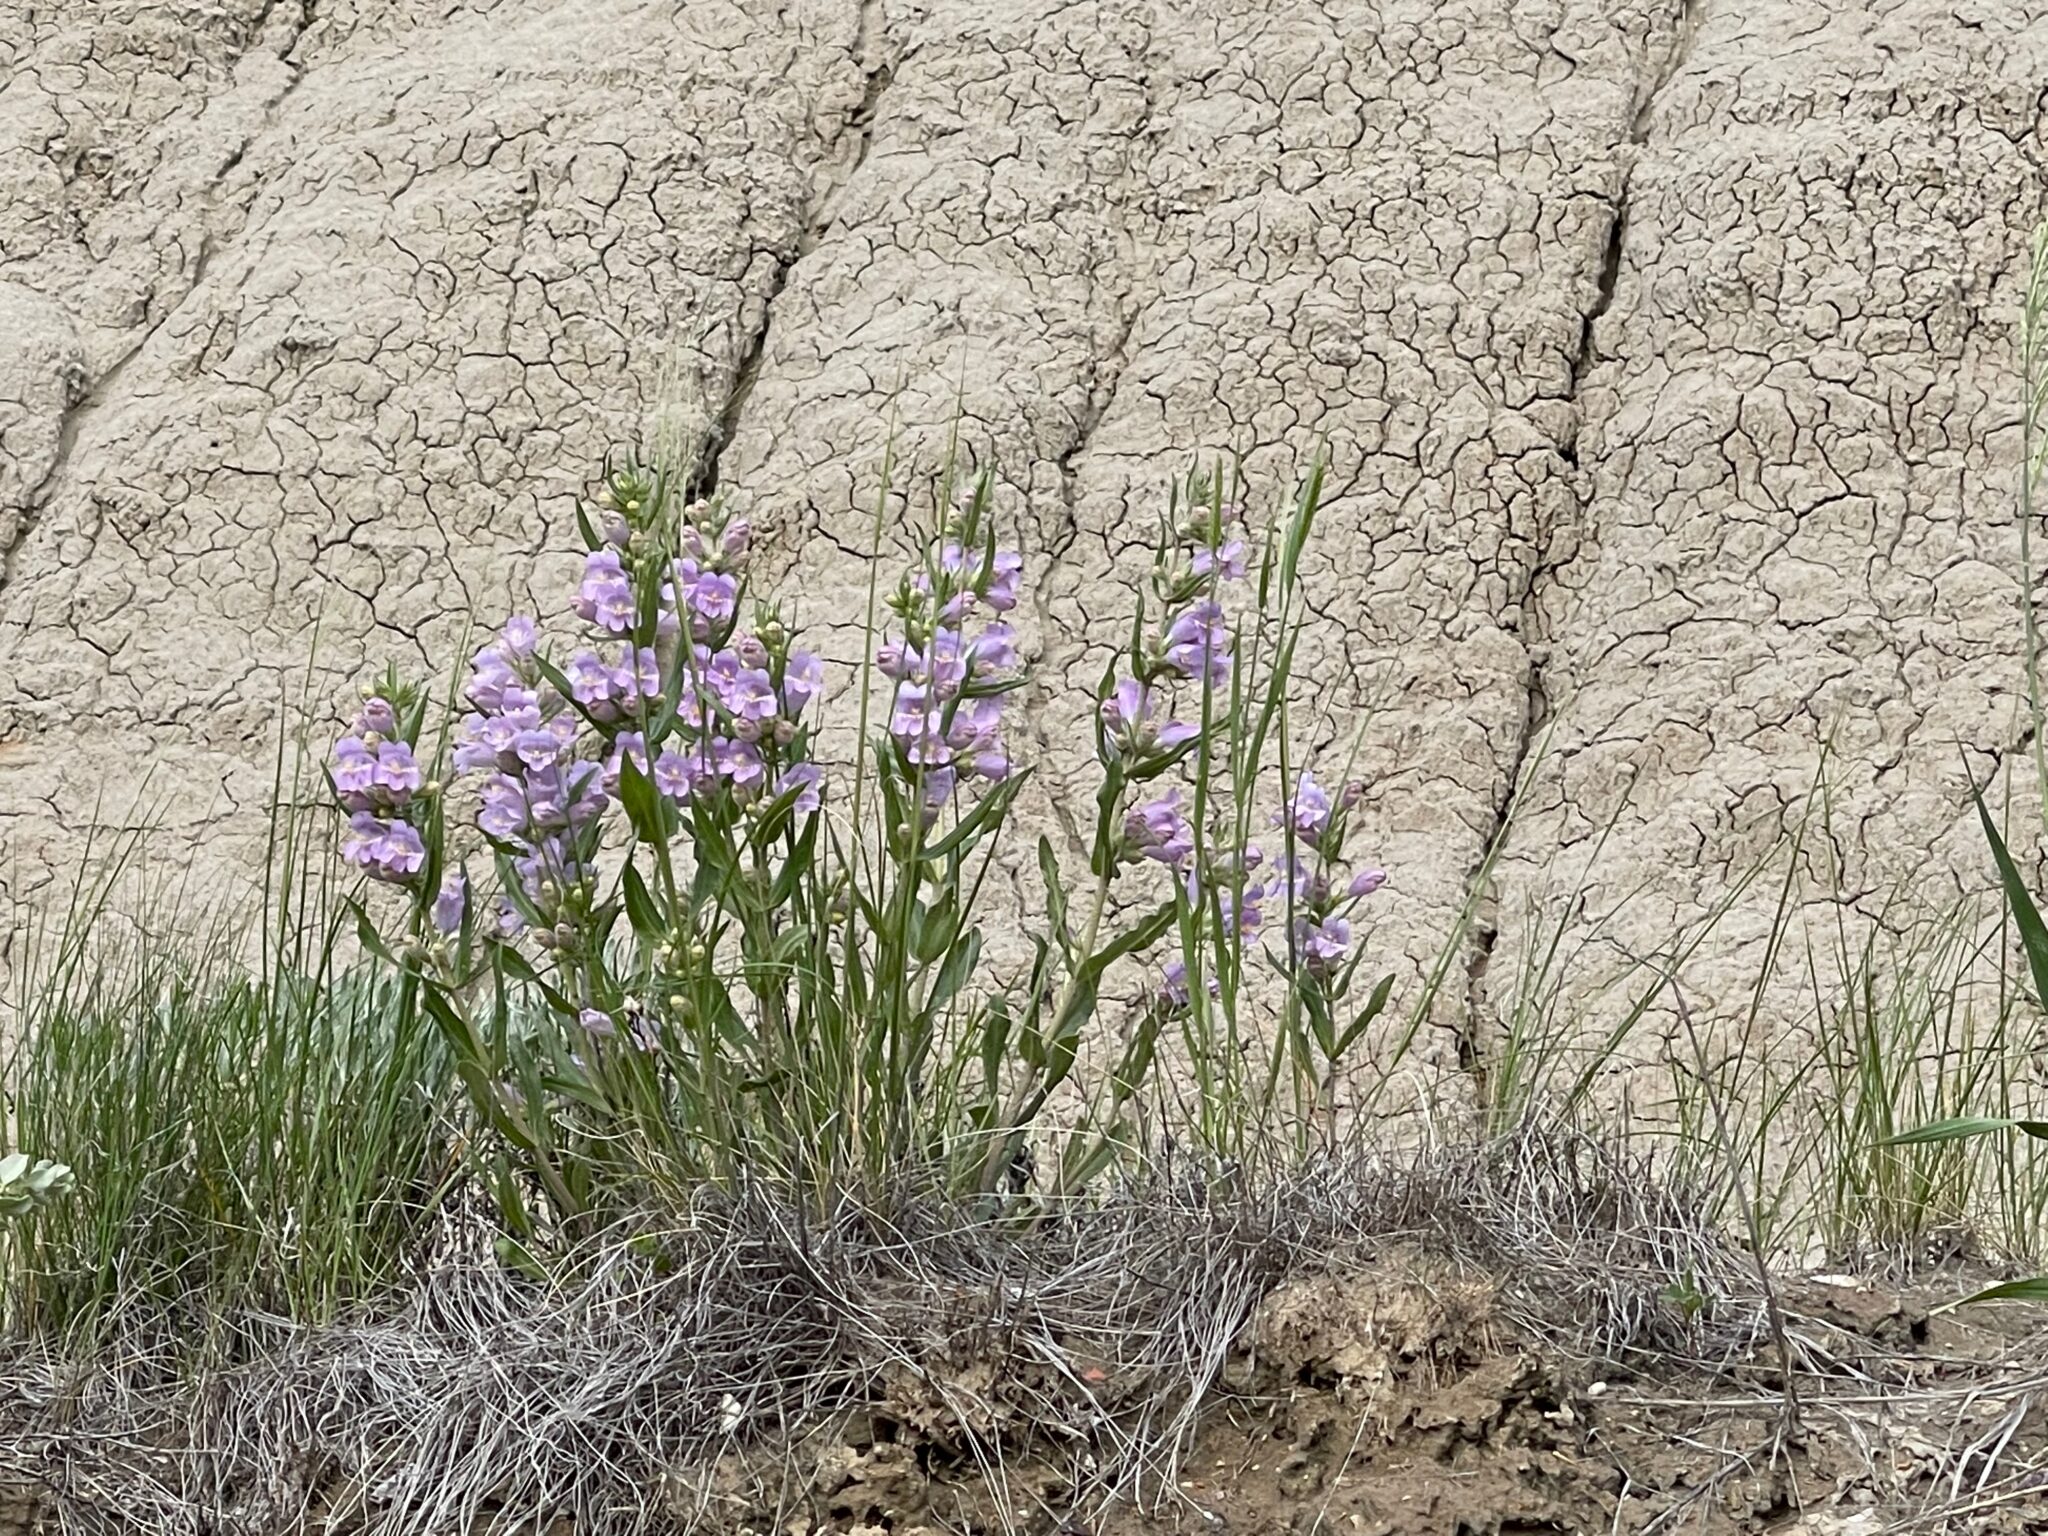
[0,1130,1755,1536]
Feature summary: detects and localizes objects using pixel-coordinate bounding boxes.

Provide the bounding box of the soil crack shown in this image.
[1456,0,1704,1093]
[696,0,896,496]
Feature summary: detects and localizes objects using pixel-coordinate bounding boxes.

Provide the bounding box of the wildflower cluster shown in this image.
[1272,769,1386,977]
[331,687,431,884]
[877,480,1024,825]
[322,449,1391,1213]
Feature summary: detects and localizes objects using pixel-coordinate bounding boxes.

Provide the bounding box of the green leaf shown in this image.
[620,861,665,946]
[494,941,575,1017]
[921,772,1029,863]
[1093,900,1178,969]
[1334,972,1397,1059]
[616,753,668,846]
[1881,1116,2048,1147]
[925,931,982,1018]
[1038,836,1071,957]
[1952,1275,2048,1305]
[980,992,1012,1082]
[350,899,400,966]
[1975,779,2048,1014]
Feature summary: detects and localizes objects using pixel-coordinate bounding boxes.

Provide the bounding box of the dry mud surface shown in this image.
[4,0,2048,1063]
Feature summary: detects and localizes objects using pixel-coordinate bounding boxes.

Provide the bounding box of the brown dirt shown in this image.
[4,1253,2043,1536]
[680,1259,2048,1536]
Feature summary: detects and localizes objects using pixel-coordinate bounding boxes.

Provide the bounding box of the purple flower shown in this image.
[970,624,1019,672]
[1347,868,1386,899]
[1293,914,1351,968]
[1100,679,1198,756]
[1159,959,1221,1010]
[565,650,615,707]
[889,682,942,763]
[333,735,422,812]
[775,762,823,814]
[654,746,707,802]
[480,775,527,838]
[501,617,539,656]
[706,652,778,729]
[1280,770,1335,844]
[579,1008,616,1038]
[1125,791,1195,868]
[616,645,661,700]
[720,520,751,561]
[1192,539,1249,581]
[602,731,650,794]
[714,736,765,789]
[986,549,1023,612]
[1163,600,1231,685]
[1184,853,1269,937]
[946,695,1010,780]
[922,631,972,697]
[514,724,570,772]
[916,765,958,825]
[332,737,379,811]
[669,560,738,639]
[781,651,826,715]
[876,637,918,681]
[432,873,468,935]
[525,761,606,831]
[354,696,399,738]
[465,655,516,714]
[342,813,426,884]
[373,741,423,801]
[577,549,637,634]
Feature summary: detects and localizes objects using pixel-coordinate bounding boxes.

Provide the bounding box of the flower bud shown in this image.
[667,993,686,1010]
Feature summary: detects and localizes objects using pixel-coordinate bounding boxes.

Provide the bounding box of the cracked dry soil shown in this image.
[4,2,2048,1061]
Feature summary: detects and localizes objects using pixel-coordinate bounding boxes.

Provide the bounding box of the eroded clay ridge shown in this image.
[3,0,2044,1067]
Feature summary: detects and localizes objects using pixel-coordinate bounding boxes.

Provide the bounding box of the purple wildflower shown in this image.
[1125,791,1195,868]
[1100,678,1198,757]
[602,732,650,795]
[654,746,707,802]
[354,695,399,738]
[331,737,379,811]
[985,549,1023,612]
[578,1008,617,1038]
[1163,599,1231,685]
[373,741,423,801]
[714,736,765,789]
[432,873,468,935]
[1347,868,1387,899]
[1292,914,1351,969]
[775,762,823,814]
[781,651,826,715]
[342,813,426,884]
[1191,539,1249,581]
[576,549,637,634]
[1280,771,1336,845]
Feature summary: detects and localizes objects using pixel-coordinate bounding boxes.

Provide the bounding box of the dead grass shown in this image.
[0,1129,1763,1536]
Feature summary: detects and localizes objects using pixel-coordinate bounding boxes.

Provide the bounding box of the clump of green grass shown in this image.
[1,820,459,1353]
